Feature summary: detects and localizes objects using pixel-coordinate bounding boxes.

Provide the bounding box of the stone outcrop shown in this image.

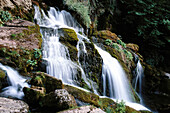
[64,85,100,107]
[0,97,29,113]
[0,19,42,74]
[23,86,46,105]
[0,0,32,11]
[59,105,105,113]
[30,72,63,93]
[40,89,77,111]
[93,30,120,43]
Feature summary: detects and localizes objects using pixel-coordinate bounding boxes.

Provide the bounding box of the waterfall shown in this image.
[33,5,150,111]
[134,60,144,96]
[133,60,144,104]
[0,63,29,99]
[34,6,91,87]
[94,45,134,102]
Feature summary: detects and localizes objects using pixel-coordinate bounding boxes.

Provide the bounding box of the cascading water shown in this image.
[94,45,134,102]
[0,63,29,99]
[134,60,144,96]
[34,5,150,111]
[133,59,145,104]
[34,6,91,87]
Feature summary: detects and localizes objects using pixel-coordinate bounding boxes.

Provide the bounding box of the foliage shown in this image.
[11,34,17,38]
[118,0,169,44]
[123,49,133,61]
[0,9,12,22]
[63,0,91,27]
[105,39,112,46]
[115,100,126,113]
[33,48,41,59]
[26,48,42,70]
[26,60,37,66]
[117,39,126,48]
[112,43,120,51]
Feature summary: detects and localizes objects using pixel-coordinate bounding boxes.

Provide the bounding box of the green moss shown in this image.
[126,106,141,113]
[64,85,100,107]
[59,28,79,62]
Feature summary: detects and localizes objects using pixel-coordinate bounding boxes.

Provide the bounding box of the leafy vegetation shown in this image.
[63,0,91,27]
[0,9,12,22]
[105,39,112,46]
[117,39,126,48]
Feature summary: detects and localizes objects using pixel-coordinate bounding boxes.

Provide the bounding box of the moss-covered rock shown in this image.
[23,86,46,106]
[30,72,64,93]
[64,85,100,107]
[0,22,42,75]
[0,69,8,90]
[40,89,77,111]
[127,43,139,52]
[79,41,103,93]
[93,30,120,43]
[59,28,78,62]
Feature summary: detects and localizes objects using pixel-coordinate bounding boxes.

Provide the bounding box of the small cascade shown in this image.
[94,45,134,102]
[133,60,144,104]
[134,60,144,95]
[0,63,29,99]
[34,6,91,87]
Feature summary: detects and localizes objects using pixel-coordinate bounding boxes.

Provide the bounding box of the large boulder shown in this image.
[0,19,42,74]
[64,85,100,107]
[93,30,120,43]
[0,0,32,11]
[0,97,29,113]
[59,105,105,113]
[23,86,46,106]
[30,72,63,93]
[40,89,77,111]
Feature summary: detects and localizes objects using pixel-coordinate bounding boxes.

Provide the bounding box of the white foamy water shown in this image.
[0,63,29,99]
[34,6,91,88]
[95,45,134,102]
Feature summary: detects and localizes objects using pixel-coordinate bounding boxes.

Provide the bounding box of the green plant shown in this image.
[0,9,12,22]
[123,49,133,61]
[63,0,91,27]
[115,100,126,113]
[106,106,113,113]
[26,59,37,66]
[105,39,112,46]
[112,43,120,50]
[11,34,17,38]
[117,39,126,48]
[33,48,41,59]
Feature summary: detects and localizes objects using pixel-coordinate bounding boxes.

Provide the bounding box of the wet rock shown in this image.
[23,86,46,105]
[0,68,8,90]
[0,97,29,113]
[4,19,35,27]
[64,85,100,107]
[59,28,78,62]
[30,72,63,93]
[40,89,77,111]
[59,105,105,113]
[127,43,139,52]
[93,30,120,43]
